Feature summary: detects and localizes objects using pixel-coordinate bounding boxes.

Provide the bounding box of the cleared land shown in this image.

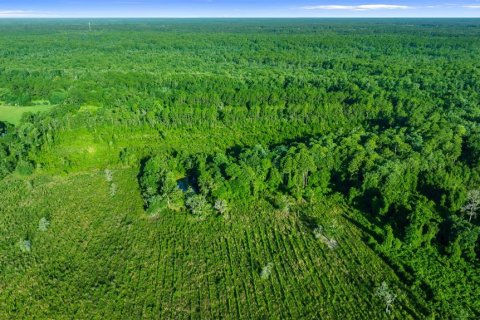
[0,105,55,125]
[0,169,426,319]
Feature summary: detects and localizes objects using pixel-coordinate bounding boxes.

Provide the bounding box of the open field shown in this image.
[0,105,55,125]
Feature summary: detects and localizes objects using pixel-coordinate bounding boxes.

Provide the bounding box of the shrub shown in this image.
[104,169,113,182]
[271,193,291,213]
[119,148,138,166]
[109,183,117,197]
[260,263,273,279]
[18,239,32,252]
[16,160,34,175]
[38,217,50,231]
[48,90,68,104]
[313,226,338,250]
[147,195,169,216]
[374,281,397,314]
[214,199,228,215]
[185,189,212,216]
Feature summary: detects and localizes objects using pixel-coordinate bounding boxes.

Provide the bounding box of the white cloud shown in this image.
[463,5,480,8]
[302,4,411,11]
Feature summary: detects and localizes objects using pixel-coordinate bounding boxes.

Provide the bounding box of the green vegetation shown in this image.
[0,18,479,318]
[0,104,54,125]
[0,170,425,319]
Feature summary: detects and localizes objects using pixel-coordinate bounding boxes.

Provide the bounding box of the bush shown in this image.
[48,90,68,104]
[147,195,169,216]
[109,183,117,197]
[214,199,228,215]
[38,217,50,231]
[18,239,32,252]
[0,121,7,136]
[185,189,212,216]
[271,193,291,213]
[119,148,138,166]
[104,169,113,182]
[260,263,273,279]
[16,160,34,175]
[374,281,397,314]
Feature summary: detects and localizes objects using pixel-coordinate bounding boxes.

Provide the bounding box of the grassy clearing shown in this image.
[0,169,427,319]
[0,104,55,125]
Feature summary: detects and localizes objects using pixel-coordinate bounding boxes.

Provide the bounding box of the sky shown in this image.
[1,1,480,18]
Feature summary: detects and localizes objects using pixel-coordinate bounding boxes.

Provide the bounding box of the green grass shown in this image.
[0,169,427,319]
[0,105,55,125]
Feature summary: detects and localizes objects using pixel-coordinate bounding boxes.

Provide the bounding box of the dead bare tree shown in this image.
[462,190,480,222]
[375,281,397,314]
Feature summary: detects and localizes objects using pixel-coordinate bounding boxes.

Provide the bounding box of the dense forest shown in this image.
[0,19,479,319]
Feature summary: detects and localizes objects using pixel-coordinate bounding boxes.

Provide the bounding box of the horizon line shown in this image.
[1,16,480,19]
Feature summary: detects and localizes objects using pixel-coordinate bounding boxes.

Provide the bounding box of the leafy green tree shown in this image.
[140,156,183,213]
[447,215,480,262]
[280,145,316,198]
[362,159,419,215]
[404,198,439,248]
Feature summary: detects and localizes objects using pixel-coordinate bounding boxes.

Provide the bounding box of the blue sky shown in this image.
[1,1,480,18]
